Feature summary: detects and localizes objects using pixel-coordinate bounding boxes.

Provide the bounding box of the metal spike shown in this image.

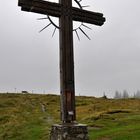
[37,17,48,20]
[75,30,80,41]
[79,27,91,40]
[52,27,57,37]
[78,0,82,2]
[48,16,60,29]
[82,24,92,30]
[39,23,51,33]
[82,5,90,8]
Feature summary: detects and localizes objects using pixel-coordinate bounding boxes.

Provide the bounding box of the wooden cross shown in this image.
[18,0,105,123]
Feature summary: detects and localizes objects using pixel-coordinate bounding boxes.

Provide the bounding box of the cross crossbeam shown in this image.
[18,0,105,25]
[18,0,105,123]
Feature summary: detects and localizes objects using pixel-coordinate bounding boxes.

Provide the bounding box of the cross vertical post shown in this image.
[59,0,76,123]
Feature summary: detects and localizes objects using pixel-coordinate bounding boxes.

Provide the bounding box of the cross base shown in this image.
[50,124,89,140]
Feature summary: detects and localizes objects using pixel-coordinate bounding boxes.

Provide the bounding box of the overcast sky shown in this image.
[0,0,140,97]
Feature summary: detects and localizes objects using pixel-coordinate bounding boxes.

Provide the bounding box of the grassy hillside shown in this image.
[0,93,140,140]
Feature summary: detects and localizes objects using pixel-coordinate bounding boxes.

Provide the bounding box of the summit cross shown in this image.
[18,0,105,123]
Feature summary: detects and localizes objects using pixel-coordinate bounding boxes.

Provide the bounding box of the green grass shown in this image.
[0,93,140,140]
[88,112,140,140]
